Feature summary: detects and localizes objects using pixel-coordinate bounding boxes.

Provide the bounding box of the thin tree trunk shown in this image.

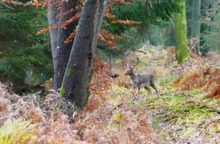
[191,0,201,52]
[60,0,108,109]
[52,1,80,90]
[175,0,189,64]
[47,0,59,75]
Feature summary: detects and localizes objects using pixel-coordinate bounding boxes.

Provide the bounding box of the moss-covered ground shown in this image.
[114,46,220,143]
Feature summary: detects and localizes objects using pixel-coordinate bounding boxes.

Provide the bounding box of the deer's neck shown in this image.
[130,73,137,82]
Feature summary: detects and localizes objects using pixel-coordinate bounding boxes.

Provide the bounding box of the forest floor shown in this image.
[107,45,220,143]
[1,45,220,143]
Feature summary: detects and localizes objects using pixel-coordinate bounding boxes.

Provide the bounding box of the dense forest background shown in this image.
[1,0,220,143]
[1,0,219,93]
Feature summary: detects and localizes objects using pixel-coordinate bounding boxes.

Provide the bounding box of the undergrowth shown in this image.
[141,91,220,143]
[0,81,161,143]
[121,48,220,143]
[0,119,36,144]
[1,47,220,143]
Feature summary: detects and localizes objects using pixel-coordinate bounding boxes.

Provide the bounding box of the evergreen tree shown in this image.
[0,2,53,93]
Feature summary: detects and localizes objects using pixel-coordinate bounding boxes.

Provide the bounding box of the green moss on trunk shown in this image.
[59,84,65,97]
[67,69,73,77]
[175,0,189,64]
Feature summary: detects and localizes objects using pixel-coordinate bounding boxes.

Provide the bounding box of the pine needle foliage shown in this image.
[105,0,180,34]
[101,0,180,56]
[0,3,53,93]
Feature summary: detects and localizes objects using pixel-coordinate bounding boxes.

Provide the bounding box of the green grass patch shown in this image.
[140,89,220,142]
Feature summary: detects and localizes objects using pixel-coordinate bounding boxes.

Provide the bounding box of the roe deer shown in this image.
[124,58,158,96]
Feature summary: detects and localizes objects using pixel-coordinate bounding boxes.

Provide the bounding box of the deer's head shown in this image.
[124,67,134,75]
[124,57,139,76]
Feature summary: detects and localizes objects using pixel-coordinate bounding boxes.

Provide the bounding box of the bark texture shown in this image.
[52,1,79,90]
[47,0,59,73]
[61,0,108,109]
[175,0,189,64]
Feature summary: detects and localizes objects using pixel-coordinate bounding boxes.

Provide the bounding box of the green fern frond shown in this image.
[0,119,36,144]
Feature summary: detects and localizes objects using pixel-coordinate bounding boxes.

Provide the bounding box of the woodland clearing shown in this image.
[1,45,220,143]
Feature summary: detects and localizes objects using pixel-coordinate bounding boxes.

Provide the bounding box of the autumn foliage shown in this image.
[89,56,112,97]
[205,67,220,99]
[32,0,140,48]
[99,30,122,48]
[0,80,160,143]
[174,70,207,91]
[174,65,220,99]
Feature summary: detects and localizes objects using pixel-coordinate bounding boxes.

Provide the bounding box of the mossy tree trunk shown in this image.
[60,0,108,109]
[175,0,189,64]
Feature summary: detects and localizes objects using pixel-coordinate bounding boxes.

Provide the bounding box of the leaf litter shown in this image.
[1,46,220,143]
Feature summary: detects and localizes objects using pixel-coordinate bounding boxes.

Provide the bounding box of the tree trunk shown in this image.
[47,0,59,75]
[175,0,189,64]
[60,0,108,109]
[190,0,201,52]
[52,1,80,90]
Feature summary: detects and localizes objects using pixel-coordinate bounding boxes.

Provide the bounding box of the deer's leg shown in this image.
[150,76,158,94]
[150,76,159,98]
[137,86,140,94]
[144,86,151,95]
[132,84,136,96]
[131,84,138,101]
[151,84,158,94]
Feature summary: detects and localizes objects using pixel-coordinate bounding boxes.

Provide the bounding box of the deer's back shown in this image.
[136,73,153,86]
